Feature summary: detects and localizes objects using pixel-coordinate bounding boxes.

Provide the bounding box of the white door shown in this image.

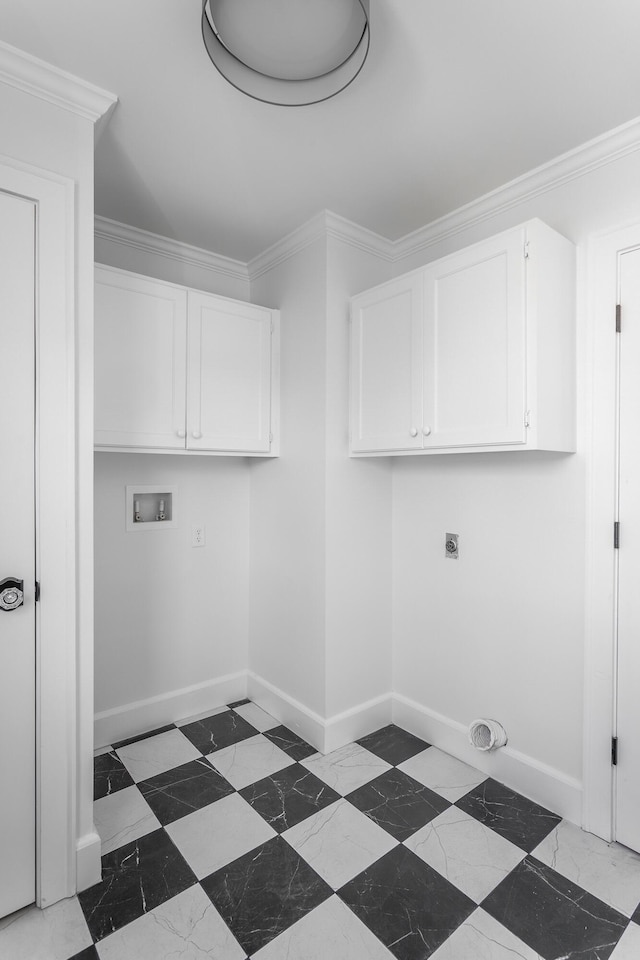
[94,267,188,450]
[187,292,273,453]
[423,227,526,449]
[349,273,424,454]
[0,191,36,917]
[615,244,640,852]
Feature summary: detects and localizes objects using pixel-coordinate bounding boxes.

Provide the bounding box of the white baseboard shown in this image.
[323,694,392,754]
[94,671,247,747]
[76,830,101,893]
[393,693,583,825]
[247,672,326,752]
[247,672,392,754]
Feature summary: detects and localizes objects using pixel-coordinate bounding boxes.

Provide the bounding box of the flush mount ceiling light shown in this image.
[201,0,370,106]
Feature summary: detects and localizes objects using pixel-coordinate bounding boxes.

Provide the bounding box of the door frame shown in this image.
[584,222,640,841]
[0,158,78,906]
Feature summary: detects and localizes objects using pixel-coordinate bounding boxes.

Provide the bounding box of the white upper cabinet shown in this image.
[94,269,187,450]
[350,272,423,453]
[349,219,575,456]
[187,292,273,453]
[95,266,279,456]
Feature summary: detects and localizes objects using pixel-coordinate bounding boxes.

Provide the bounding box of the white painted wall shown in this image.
[324,237,393,719]
[249,240,328,718]
[391,149,640,787]
[94,453,249,726]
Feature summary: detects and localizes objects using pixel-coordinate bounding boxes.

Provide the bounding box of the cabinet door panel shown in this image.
[350,275,423,453]
[95,269,187,448]
[188,293,272,453]
[423,229,526,448]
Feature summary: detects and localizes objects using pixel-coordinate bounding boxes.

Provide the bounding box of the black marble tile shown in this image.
[482,856,628,960]
[138,757,234,825]
[455,777,561,852]
[68,948,99,960]
[180,709,257,754]
[357,724,430,766]
[78,828,197,942]
[93,751,134,801]
[263,724,317,762]
[111,723,176,750]
[201,835,332,955]
[338,844,475,960]
[228,698,251,708]
[346,768,450,842]
[240,763,340,833]
[632,900,640,925]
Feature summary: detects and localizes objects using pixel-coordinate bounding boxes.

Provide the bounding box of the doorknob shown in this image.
[0,577,24,611]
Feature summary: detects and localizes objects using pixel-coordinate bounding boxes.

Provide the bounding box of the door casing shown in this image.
[583,222,640,842]
[0,157,80,907]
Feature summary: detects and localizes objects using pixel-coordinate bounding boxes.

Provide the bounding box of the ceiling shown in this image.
[2,0,640,261]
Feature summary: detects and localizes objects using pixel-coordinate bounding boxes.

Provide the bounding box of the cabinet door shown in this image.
[187,292,273,453]
[422,228,526,449]
[350,273,423,453]
[95,268,187,449]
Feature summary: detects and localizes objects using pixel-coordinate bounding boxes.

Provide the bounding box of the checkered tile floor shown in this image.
[3,701,640,959]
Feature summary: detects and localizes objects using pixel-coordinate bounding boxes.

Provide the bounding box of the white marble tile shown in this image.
[0,896,92,960]
[166,791,276,879]
[93,784,160,854]
[532,819,640,917]
[404,806,525,903]
[430,907,544,960]
[253,894,395,960]
[609,920,640,959]
[93,743,113,757]
[301,742,391,794]
[398,747,485,803]
[116,728,201,782]
[207,734,292,790]
[233,701,279,731]
[176,704,229,727]
[283,798,397,889]
[96,882,245,960]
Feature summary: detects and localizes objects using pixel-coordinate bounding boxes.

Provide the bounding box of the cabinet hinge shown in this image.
[616,304,621,333]
[269,432,273,444]
[614,521,620,549]
[524,240,530,260]
[524,410,531,429]
[612,736,618,766]
[35,581,40,602]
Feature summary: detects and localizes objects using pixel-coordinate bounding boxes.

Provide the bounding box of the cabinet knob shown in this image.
[177,428,186,439]
[409,427,418,438]
[192,430,202,440]
[423,425,432,437]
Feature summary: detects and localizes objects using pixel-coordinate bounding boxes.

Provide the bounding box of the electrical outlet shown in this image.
[445,532,459,559]
[192,524,206,548]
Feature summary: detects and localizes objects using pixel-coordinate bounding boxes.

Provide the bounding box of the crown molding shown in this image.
[248,210,394,280]
[94,216,249,282]
[0,40,117,123]
[393,114,640,263]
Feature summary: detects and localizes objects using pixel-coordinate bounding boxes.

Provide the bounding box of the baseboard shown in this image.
[323,694,392,754]
[76,830,101,893]
[392,693,583,825]
[247,672,392,754]
[94,671,247,747]
[247,672,326,752]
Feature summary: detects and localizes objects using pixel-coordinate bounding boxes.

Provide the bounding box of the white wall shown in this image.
[324,237,393,720]
[94,453,249,729]
[249,239,328,719]
[390,148,640,794]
